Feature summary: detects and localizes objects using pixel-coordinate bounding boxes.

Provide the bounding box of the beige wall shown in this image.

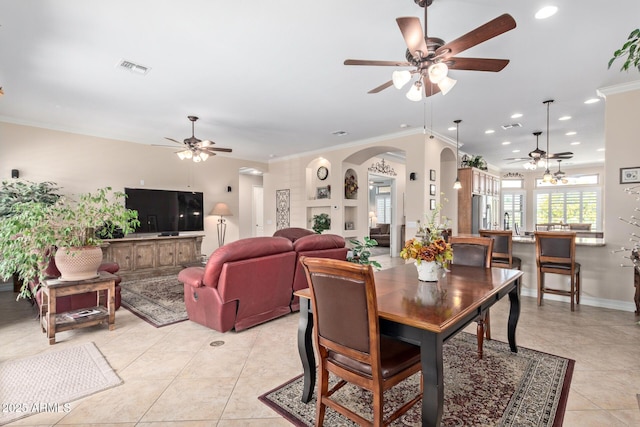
[0,122,268,256]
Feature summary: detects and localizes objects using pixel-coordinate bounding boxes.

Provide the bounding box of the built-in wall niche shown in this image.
[306,205,331,232]
[307,159,332,201]
[344,169,358,200]
[344,206,357,232]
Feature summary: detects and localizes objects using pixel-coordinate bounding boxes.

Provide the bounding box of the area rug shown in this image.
[0,342,122,426]
[259,332,574,427]
[120,274,188,327]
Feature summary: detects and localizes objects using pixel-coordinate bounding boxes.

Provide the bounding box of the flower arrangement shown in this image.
[400,199,453,267]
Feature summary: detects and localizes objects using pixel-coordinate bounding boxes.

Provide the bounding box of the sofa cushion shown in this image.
[293,234,345,252]
[201,236,294,288]
[377,223,391,234]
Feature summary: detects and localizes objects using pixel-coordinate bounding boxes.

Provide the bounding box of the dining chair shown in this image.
[449,235,493,359]
[479,230,522,270]
[568,223,592,231]
[534,231,581,311]
[299,256,422,427]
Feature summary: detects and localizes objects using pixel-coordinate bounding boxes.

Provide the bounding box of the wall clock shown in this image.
[317,166,329,180]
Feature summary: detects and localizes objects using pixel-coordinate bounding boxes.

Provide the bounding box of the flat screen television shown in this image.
[125,188,204,234]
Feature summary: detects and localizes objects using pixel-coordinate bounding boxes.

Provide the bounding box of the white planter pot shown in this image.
[54,246,103,282]
[415,260,439,282]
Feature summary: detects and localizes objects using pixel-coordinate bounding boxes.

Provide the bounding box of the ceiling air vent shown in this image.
[501,123,523,130]
[117,59,151,75]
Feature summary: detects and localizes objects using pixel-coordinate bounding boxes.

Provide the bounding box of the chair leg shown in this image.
[315,364,329,427]
[537,270,544,306]
[372,384,384,427]
[484,310,491,340]
[576,271,581,305]
[476,318,485,359]
[570,275,575,312]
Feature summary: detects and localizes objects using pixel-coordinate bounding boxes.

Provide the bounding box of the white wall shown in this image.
[238,174,263,239]
[0,122,268,256]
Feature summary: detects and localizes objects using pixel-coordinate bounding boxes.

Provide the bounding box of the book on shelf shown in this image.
[65,308,101,319]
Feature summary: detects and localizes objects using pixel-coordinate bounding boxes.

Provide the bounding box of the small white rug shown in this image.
[0,342,122,425]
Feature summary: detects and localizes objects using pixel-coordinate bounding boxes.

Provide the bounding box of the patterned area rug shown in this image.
[259,332,574,427]
[120,275,188,327]
[0,342,122,426]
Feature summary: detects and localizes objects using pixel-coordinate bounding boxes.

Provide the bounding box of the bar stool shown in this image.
[534,231,581,311]
[479,229,522,270]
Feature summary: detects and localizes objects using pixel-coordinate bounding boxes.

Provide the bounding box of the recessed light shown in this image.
[331,130,348,136]
[502,141,511,145]
[535,6,558,19]
[448,126,456,131]
[565,131,577,136]
[512,149,520,153]
[511,113,523,119]
[558,116,571,121]
[485,129,495,134]
[597,148,605,152]
[400,123,410,128]
[584,98,600,104]
[570,141,581,145]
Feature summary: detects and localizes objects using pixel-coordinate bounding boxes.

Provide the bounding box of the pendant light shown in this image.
[453,119,462,190]
[542,99,554,183]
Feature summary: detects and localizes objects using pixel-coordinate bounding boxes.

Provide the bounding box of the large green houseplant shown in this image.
[609,29,640,72]
[0,187,139,299]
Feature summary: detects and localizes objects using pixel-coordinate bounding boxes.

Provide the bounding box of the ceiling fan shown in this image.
[552,160,569,184]
[504,131,573,168]
[344,0,516,100]
[164,116,232,162]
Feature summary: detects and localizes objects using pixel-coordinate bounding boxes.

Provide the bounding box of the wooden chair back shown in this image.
[534,231,577,268]
[450,236,494,268]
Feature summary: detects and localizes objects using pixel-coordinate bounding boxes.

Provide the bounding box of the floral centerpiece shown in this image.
[400,200,453,281]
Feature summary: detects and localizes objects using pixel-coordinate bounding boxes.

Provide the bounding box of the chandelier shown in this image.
[368,159,397,176]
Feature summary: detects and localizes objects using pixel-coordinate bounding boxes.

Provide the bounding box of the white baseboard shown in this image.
[520,287,636,313]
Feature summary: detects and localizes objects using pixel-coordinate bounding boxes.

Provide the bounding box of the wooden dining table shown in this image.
[294,262,523,427]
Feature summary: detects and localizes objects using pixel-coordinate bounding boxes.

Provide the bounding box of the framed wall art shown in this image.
[430,199,436,210]
[430,169,436,181]
[620,167,640,184]
[317,186,330,199]
[429,184,436,196]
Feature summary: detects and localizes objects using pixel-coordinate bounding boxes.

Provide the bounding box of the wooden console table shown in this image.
[103,234,204,280]
[40,272,117,344]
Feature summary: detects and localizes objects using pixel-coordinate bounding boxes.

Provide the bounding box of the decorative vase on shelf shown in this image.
[415,261,440,282]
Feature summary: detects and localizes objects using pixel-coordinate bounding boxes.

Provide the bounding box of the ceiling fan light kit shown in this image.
[344,0,516,100]
[165,116,232,163]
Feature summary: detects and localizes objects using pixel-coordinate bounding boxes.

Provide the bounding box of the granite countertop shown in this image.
[512,235,606,247]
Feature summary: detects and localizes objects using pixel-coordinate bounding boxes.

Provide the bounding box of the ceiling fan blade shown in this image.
[446,57,510,72]
[344,59,411,67]
[435,14,516,59]
[368,80,394,94]
[164,137,183,145]
[548,151,574,157]
[422,76,441,97]
[396,17,428,58]
[504,157,530,161]
[201,146,232,153]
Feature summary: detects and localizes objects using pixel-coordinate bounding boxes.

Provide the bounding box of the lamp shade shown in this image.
[392,70,412,89]
[210,202,233,217]
[406,82,423,102]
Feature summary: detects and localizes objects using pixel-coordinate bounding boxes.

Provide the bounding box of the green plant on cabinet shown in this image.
[347,236,382,270]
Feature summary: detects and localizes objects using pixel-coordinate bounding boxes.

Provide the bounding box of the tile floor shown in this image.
[1,256,640,426]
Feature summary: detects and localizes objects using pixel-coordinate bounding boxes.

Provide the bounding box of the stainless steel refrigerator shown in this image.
[471,194,495,234]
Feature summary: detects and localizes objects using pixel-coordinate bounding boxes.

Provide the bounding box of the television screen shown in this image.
[125,188,204,233]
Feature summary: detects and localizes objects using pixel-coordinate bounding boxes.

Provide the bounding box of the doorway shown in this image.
[252,185,264,237]
[368,174,395,255]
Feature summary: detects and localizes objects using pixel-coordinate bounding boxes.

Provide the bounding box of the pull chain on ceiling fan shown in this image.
[344,0,516,101]
[164,116,232,163]
[542,100,554,182]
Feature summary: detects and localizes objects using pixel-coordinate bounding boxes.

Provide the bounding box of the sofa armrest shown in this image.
[178,267,206,288]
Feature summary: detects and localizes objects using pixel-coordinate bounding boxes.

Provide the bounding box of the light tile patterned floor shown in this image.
[1,258,639,426]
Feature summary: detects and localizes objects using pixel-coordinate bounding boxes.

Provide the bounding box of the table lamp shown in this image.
[369,211,376,227]
[210,202,233,246]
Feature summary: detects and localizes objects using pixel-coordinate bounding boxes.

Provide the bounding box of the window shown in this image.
[535,174,599,187]
[502,190,525,231]
[502,179,523,189]
[375,194,391,223]
[534,187,601,229]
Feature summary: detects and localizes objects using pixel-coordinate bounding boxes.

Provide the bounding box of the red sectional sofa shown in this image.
[178,232,348,332]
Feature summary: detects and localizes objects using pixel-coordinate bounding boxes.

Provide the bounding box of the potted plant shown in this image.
[311,213,331,234]
[0,187,139,299]
[0,180,61,292]
[347,236,382,270]
[609,29,640,72]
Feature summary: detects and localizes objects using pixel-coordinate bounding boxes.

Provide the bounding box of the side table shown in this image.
[40,272,117,344]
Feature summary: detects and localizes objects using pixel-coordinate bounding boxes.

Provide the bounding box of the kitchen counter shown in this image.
[513,235,606,247]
